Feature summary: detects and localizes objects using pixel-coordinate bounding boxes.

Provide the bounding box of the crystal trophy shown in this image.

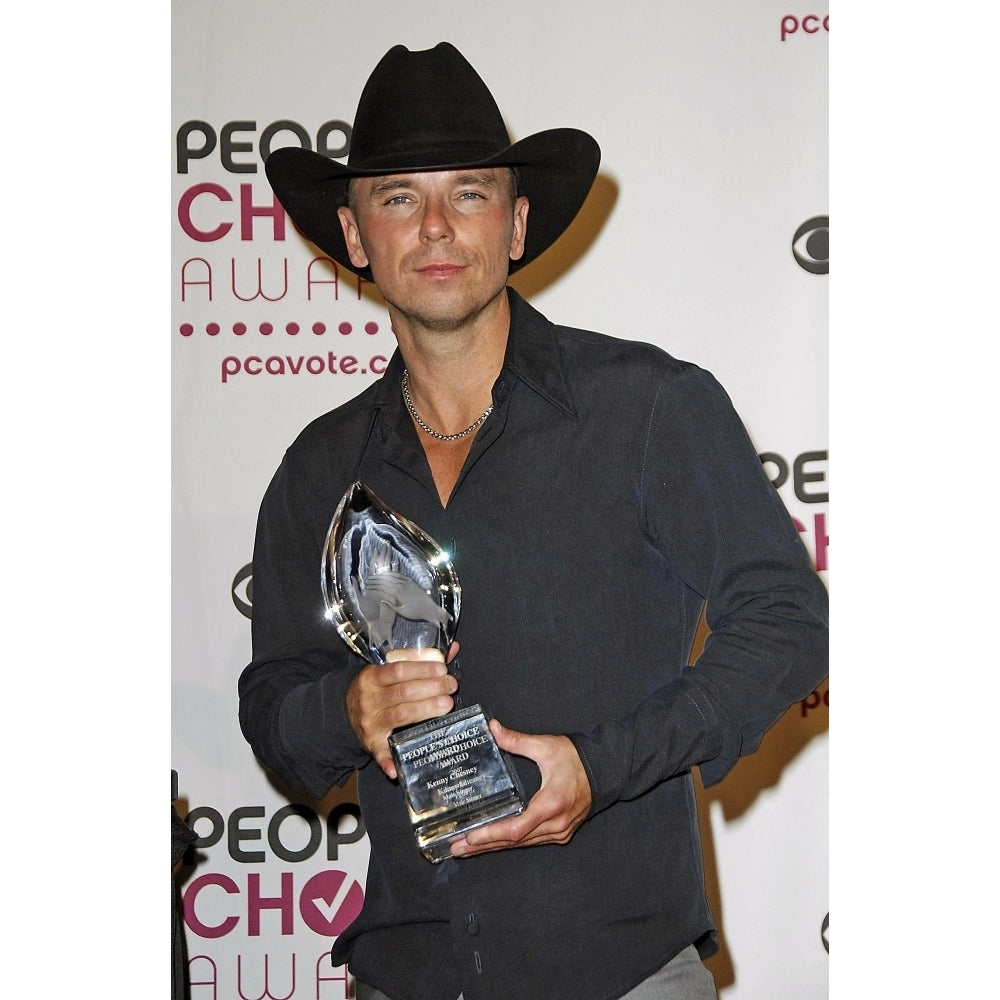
[322,480,525,862]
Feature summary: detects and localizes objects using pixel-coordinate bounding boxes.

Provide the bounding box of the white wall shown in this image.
[171,3,828,996]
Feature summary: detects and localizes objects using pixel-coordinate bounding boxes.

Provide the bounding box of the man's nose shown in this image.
[419,198,454,242]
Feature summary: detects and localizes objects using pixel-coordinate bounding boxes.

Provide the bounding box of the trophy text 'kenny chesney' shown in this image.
[322,481,525,863]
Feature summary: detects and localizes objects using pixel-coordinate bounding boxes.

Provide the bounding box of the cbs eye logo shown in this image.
[232,563,253,619]
[793,216,829,274]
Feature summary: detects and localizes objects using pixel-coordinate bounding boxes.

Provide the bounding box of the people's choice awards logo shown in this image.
[793,216,829,274]
[299,869,365,936]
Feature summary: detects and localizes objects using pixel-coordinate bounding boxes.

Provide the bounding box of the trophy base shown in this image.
[389,704,526,863]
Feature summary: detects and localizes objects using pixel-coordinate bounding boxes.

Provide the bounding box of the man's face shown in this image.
[337,168,529,332]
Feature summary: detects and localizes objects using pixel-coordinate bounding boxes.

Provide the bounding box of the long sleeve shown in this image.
[569,365,828,812]
[238,446,373,799]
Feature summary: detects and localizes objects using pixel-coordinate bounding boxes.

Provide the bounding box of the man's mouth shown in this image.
[416,262,466,277]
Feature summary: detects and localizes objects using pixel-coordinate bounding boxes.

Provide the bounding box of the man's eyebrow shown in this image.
[452,171,500,186]
[367,177,414,197]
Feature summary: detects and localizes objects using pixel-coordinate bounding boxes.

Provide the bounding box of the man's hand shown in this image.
[449,719,592,856]
[345,644,459,779]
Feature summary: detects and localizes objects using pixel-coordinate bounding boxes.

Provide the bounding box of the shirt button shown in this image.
[467,914,480,936]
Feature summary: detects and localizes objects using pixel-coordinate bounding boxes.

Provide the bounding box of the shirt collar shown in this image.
[368,287,578,421]
[501,287,578,420]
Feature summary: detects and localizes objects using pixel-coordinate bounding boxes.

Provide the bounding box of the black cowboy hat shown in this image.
[264,42,601,279]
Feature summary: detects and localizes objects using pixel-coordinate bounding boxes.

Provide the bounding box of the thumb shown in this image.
[489,717,523,752]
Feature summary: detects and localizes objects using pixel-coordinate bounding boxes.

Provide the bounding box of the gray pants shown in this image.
[356,943,718,1000]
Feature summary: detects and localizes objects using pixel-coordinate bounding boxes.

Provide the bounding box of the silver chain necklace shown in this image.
[401,369,493,442]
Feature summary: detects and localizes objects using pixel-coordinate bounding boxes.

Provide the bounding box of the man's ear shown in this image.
[509,196,529,262]
[338,206,369,268]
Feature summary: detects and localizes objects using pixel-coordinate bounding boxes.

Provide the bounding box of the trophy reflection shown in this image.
[323,481,525,862]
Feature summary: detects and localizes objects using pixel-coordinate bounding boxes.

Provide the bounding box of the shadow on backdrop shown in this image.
[510,173,618,300]
[688,610,829,991]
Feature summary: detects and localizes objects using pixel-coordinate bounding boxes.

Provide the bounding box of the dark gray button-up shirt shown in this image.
[239,288,829,1000]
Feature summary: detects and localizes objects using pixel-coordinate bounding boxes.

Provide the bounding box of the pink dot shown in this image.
[179,324,194,337]
[365,322,379,335]
[233,322,247,336]
[286,322,300,335]
[260,323,273,335]
[206,323,220,336]
[312,323,326,335]
[338,322,352,335]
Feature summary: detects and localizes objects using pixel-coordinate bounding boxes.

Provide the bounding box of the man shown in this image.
[239,42,828,1000]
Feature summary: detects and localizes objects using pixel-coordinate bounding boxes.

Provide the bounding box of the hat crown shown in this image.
[348,43,513,171]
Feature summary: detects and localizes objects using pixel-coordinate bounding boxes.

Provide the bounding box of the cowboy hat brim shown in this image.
[264,127,600,280]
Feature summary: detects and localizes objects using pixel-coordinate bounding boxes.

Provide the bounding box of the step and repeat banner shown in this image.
[171,2,829,997]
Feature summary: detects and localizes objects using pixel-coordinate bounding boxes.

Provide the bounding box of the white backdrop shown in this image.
[171,2,828,997]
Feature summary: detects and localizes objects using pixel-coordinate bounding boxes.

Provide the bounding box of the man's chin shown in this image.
[387,285,508,334]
